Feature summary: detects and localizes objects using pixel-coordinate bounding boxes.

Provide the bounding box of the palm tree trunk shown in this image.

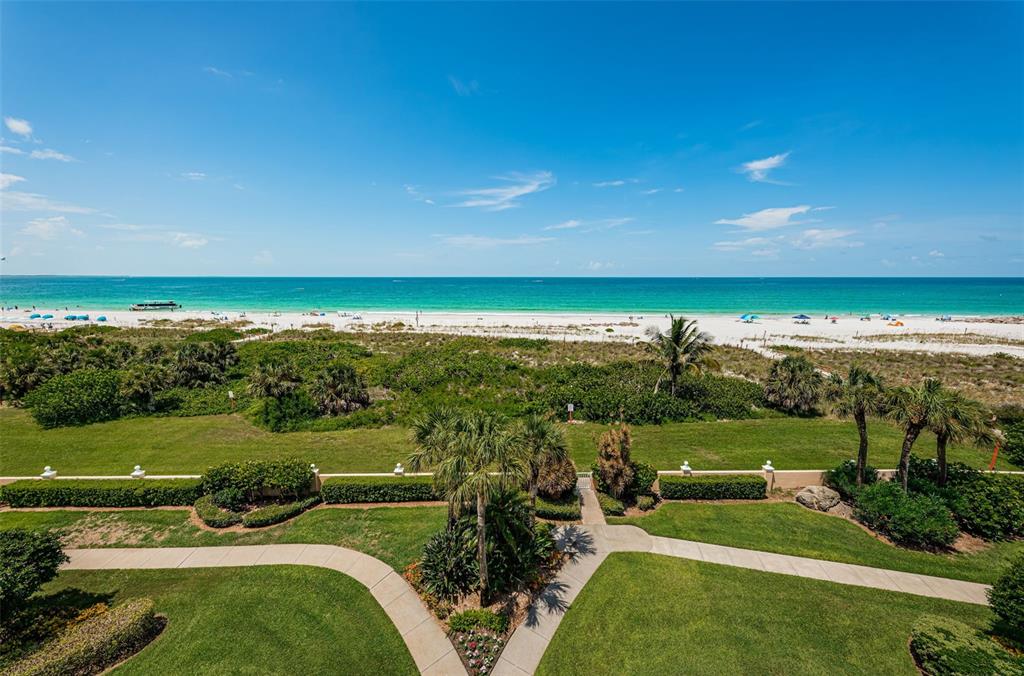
[897,425,923,492]
[476,489,488,604]
[855,410,869,486]
[528,481,538,526]
[936,432,949,487]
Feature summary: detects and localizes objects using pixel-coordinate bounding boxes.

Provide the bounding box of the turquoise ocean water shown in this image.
[0,277,1021,315]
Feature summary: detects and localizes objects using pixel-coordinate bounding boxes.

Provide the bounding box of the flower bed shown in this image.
[453,629,505,675]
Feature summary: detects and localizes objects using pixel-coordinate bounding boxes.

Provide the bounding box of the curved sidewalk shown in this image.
[63,544,467,676]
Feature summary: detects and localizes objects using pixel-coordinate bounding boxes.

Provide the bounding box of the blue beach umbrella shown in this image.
[42,314,53,319]
[64,315,76,320]
[77,315,90,321]
[97,316,107,322]
[792,314,811,320]
[29,313,41,319]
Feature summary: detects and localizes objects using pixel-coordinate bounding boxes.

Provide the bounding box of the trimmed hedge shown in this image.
[535,494,581,521]
[596,492,625,516]
[5,597,162,676]
[194,494,242,528]
[321,475,439,503]
[637,495,657,511]
[242,496,320,528]
[989,554,1024,641]
[854,481,959,550]
[23,368,124,429]
[202,459,313,500]
[448,609,509,635]
[0,479,202,508]
[659,474,767,500]
[909,615,1024,676]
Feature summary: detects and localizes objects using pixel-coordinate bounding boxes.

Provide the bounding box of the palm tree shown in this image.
[518,414,569,523]
[408,409,528,603]
[410,407,462,524]
[886,379,945,492]
[827,366,884,486]
[764,355,824,415]
[310,361,370,415]
[645,315,719,395]
[247,360,301,400]
[929,389,992,486]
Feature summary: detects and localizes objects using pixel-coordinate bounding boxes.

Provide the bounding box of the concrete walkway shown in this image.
[63,545,467,676]
[493,521,991,675]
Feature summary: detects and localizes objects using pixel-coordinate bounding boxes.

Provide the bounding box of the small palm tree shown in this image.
[410,407,462,524]
[764,355,824,415]
[645,315,719,395]
[408,409,528,603]
[827,366,885,486]
[518,414,570,523]
[247,360,301,400]
[310,361,370,415]
[929,389,992,486]
[886,379,945,492]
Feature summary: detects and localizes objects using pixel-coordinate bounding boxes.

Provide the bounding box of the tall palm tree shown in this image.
[408,409,528,603]
[645,315,719,396]
[929,389,992,486]
[886,378,945,492]
[311,361,370,415]
[827,366,885,486]
[518,414,569,523]
[410,407,462,524]
[247,360,301,400]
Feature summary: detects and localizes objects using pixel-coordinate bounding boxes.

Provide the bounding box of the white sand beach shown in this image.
[2,307,1022,358]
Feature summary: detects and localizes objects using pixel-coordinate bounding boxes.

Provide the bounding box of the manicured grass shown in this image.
[1,407,1008,475]
[613,502,1024,584]
[43,566,417,675]
[0,505,446,571]
[537,552,993,676]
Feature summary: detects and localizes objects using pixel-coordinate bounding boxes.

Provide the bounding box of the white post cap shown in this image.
[131,465,146,479]
[41,466,57,479]
[681,461,692,475]
[762,460,774,472]
[310,463,319,475]
[394,463,405,476]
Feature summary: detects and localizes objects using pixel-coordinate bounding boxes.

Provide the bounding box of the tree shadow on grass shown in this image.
[522,525,597,630]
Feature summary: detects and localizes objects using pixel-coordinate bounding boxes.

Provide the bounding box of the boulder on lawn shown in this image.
[795,485,840,512]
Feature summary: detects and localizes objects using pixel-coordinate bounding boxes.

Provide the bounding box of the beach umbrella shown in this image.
[97,316,107,322]
[739,314,750,320]
[64,315,76,320]
[792,314,811,320]
[29,313,41,319]
[42,314,53,319]
[77,315,90,321]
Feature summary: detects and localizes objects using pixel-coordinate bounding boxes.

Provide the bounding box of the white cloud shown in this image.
[740,151,790,183]
[544,217,633,232]
[404,184,435,205]
[740,120,763,131]
[451,171,554,211]
[545,219,582,231]
[439,234,554,248]
[1,145,25,155]
[171,232,208,249]
[792,228,863,250]
[253,250,274,265]
[1,191,97,214]
[181,171,207,181]
[20,215,84,240]
[99,223,149,231]
[585,260,615,271]
[929,250,945,258]
[750,248,779,257]
[0,173,26,190]
[713,236,776,251]
[640,188,662,195]
[715,205,814,231]
[30,149,76,162]
[672,187,685,193]
[4,117,32,137]
[593,178,638,188]
[204,66,233,78]
[448,75,480,97]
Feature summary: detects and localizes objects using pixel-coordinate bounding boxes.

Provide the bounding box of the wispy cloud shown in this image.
[740,151,790,183]
[439,234,554,249]
[1,145,25,155]
[929,250,945,258]
[171,232,208,249]
[1,191,97,214]
[180,171,207,181]
[792,228,863,250]
[640,188,662,195]
[593,178,638,188]
[713,236,779,251]
[253,250,274,265]
[448,75,480,97]
[715,205,814,231]
[404,184,435,205]
[545,219,582,231]
[673,187,685,193]
[585,260,616,271]
[4,117,32,137]
[740,120,763,131]
[451,171,555,211]
[204,66,233,78]
[0,173,26,190]
[30,149,77,162]
[20,215,84,240]
[543,217,632,232]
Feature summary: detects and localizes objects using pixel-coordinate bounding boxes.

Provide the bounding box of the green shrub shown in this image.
[1004,421,1024,468]
[630,462,658,497]
[0,529,68,621]
[241,496,320,528]
[659,474,767,500]
[854,481,959,549]
[907,455,979,495]
[948,475,1024,540]
[448,609,509,635]
[249,392,318,432]
[535,493,581,521]
[418,526,478,602]
[596,492,625,516]
[910,614,1024,675]
[194,494,242,528]
[763,355,823,415]
[536,456,578,501]
[23,368,124,428]
[989,555,1024,641]
[637,495,657,511]
[825,459,879,501]
[0,479,202,508]
[213,487,246,512]
[320,475,438,503]
[202,459,313,501]
[4,598,163,676]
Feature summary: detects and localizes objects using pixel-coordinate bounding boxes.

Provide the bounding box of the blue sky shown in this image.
[1,1,1021,277]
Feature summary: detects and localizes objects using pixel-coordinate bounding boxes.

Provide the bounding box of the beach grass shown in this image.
[612,502,1024,584]
[40,566,417,675]
[0,504,445,571]
[0,407,1010,476]
[536,552,993,676]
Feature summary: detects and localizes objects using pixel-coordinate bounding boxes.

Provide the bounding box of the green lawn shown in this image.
[537,552,993,676]
[613,502,1024,584]
[0,505,446,571]
[1,407,1008,475]
[42,566,417,675]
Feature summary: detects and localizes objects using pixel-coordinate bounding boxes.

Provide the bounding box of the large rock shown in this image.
[795,485,840,512]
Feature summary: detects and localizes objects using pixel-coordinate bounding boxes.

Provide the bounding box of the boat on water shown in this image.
[129,300,181,311]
